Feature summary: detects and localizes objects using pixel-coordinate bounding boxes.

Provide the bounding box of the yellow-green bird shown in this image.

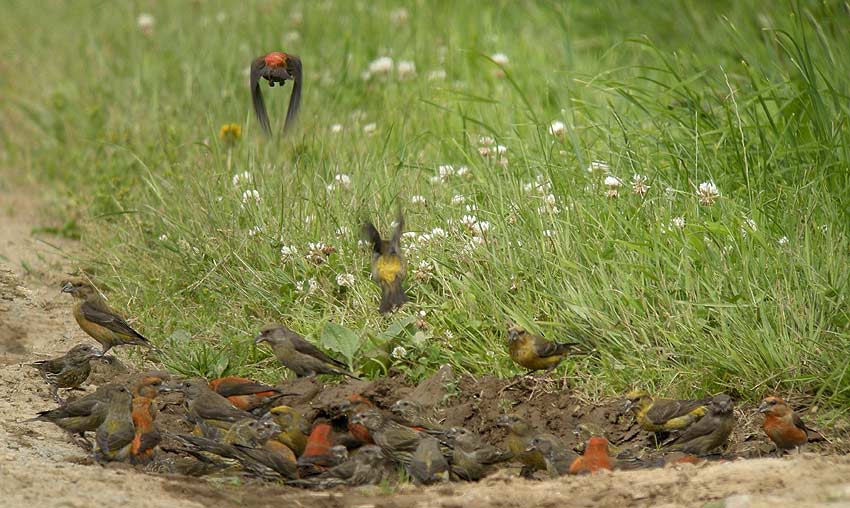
[507,325,581,372]
[664,393,735,455]
[624,390,712,433]
[95,386,135,462]
[362,209,409,314]
[268,405,310,456]
[496,414,552,475]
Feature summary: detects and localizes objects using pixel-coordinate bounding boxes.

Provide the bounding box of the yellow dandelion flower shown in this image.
[219,123,242,143]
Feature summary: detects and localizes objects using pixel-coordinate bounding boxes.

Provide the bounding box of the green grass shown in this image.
[2,1,849,412]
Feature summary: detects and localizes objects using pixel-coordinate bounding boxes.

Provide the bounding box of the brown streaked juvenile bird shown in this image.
[255,324,358,379]
[665,394,735,456]
[624,390,711,433]
[350,409,422,466]
[165,378,255,433]
[288,445,386,489]
[759,396,809,456]
[250,51,302,135]
[95,385,135,462]
[27,383,123,443]
[568,436,612,475]
[507,325,581,372]
[30,344,102,403]
[269,405,310,456]
[362,209,408,314]
[61,279,157,354]
[527,435,578,478]
[408,436,450,485]
[208,376,284,412]
[130,376,164,465]
[389,399,447,437]
[496,414,550,475]
[447,427,511,481]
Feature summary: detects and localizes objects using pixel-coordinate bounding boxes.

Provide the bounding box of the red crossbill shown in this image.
[130,376,164,465]
[408,436,449,485]
[297,421,339,476]
[164,378,254,433]
[759,396,808,456]
[250,51,302,135]
[268,405,310,456]
[569,436,612,475]
[496,414,549,475]
[208,376,284,412]
[27,383,123,441]
[255,325,358,378]
[61,279,158,354]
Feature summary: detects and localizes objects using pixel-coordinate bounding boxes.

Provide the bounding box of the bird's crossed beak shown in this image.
[623,400,635,413]
[158,382,184,393]
[757,402,771,414]
[61,282,75,293]
[254,333,267,345]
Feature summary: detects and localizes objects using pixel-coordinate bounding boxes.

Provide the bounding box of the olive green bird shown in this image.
[408,436,450,485]
[664,393,735,456]
[448,427,512,481]
[164,378,255,435]
[27,384,123,443]
[362,209,409,314]
[526,435,577,478]
[624,390,712,433]
[255,324,358,378]
[95,386,135,462]
[496,414,554,475]
[61,279,158,354]
[30,343,102,403]
[507,325,582,372]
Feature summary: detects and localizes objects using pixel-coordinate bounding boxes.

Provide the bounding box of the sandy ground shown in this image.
[2,180,850,508]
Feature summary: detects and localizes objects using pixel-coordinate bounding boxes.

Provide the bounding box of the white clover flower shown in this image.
[402,231,418,241]
[544,194,557,206]
[460,215,478,229]
[462,236,485,254]
[247,225,262,237]
[587,160,609,173]
[417,233,432,244]
[357,239,369,249]
[335,226,351,237]
[391,346,408,359]
[697,182,720,205]
[295,277,318,294]
[413,260,434,282]
[456,166,470,178]
[604,176,622,188]
[495,145,507,155]
[330,124,343,133]
[439,164,455,179]
[444,330,454,340]
[491,53,509,65]
[411,195,426,205]
[241,189,260,204]
[471,221,491,236]
[280,245,298,262]
[631,174,649,197]
[363,123,377,134]
[158,234,168,241]
[543,229,555,237]
[232,171,251,187]
[137,13,155,34]
[465,203,478,212]
[664,186,676,199]
[397,60,416,79]
[451,194,466,205]
[305,242,335,264]
[336,273,355,288]
[431,227,447,237]
[671,217,686,229]
[326,173,352,191]
[778,236,789,246]
[427,69,447,81]
[479,136,495,147]
[390,7,409,24]
[418,310,427,318]
[368,56,394,76]
[548,120,566,137]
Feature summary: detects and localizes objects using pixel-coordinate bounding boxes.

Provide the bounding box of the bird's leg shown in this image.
[68,432,92,451]
[776,447,784,458]
[50,386,64,405]
[498,374,536,395]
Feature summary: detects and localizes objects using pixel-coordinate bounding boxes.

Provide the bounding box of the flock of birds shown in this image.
[22,49,815,489]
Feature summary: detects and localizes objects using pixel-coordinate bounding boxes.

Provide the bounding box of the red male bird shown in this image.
[208,376,283,412]
[569,436,612,475]
[250,51,302,135]
[130,376,164,465]
[759,396,808,456]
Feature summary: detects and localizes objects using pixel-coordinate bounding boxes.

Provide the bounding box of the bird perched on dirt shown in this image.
[95,385,135,462]
[333,394,376,445]
[208,376,285,412]
[759,396,809,456]
[297,421,340,476]
[61,279,157,354]
[507,325,581,372]
[527,435,578,478]
[447,427,512,481]
[255,324,358,379]
[569,436,612,475]
[362,210,408,314]
[408,436,450,485]
[624,390,711,433]
[164,378,254,434]
[496,414,551,475]
[27,383,123,445]
[30,343,102,403]
[250,51,302,135]
[288,445,386,489]
[350,409,423,466]
[269,405,310,456]
[130,376,164,465]
[389,399,446,436]
[665,393,735,455]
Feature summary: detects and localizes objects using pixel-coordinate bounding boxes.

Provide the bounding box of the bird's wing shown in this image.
[215,381,280,398]
[195,396,254,422]
[80,301,148,341]
[101,423,135,452]
[250,58,271,136]
[283,56,301,133]
[289,335,348,369]
[135,429,161,454]
[793,412,808,432]
[645,398,708,425]
[668,415,715,443]
[390,208,404,254]
[531,335,575,358]
[361,222,382,253]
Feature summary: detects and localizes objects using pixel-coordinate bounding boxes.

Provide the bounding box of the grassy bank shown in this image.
[2,1,849,412]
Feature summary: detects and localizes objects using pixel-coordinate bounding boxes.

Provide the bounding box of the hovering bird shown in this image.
[250,51,302,135]
[61,279,157,354]
[759,396,809,456]
[362,209,408,314]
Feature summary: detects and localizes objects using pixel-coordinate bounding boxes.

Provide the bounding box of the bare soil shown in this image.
[2,180,850,508]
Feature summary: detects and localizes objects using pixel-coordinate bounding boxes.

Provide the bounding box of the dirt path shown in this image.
[2,181,850,508]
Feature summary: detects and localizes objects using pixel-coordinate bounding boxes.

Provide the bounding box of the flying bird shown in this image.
[362,209,409,314]
[250,51,302,135]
